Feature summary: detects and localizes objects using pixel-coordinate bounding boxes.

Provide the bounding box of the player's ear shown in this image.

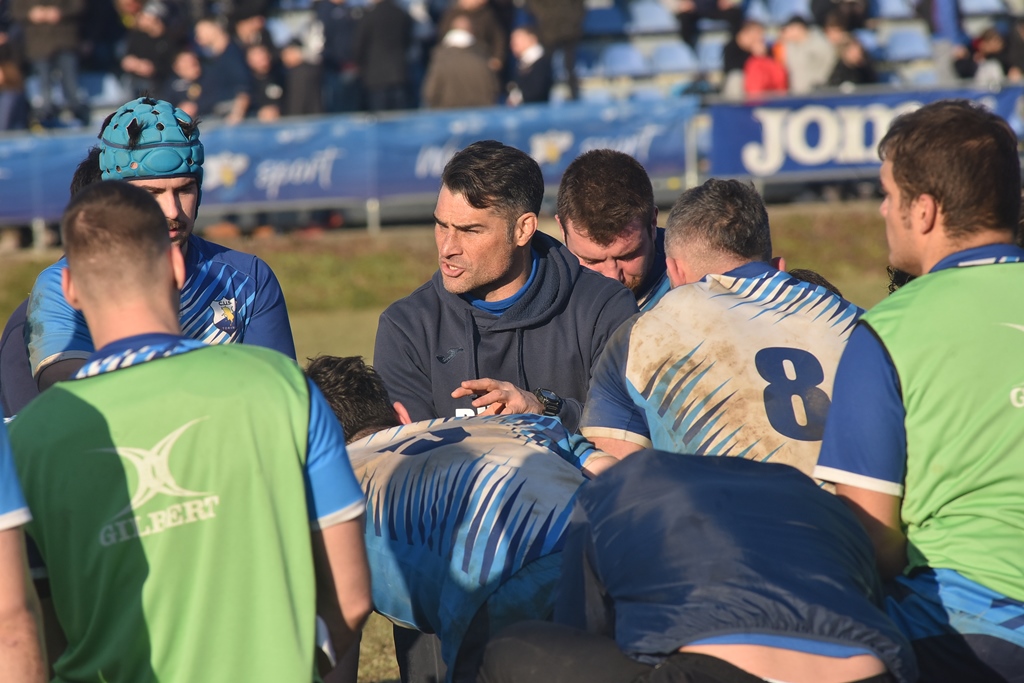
[771,255,787,272]
[170,244,186,290]
[61,267,83,310]
[393,401,412,426]
[914,194,938,235]
[666,256,687,289]
[513,212,538,248]
[555,214,567,241]
[650,206,659,234]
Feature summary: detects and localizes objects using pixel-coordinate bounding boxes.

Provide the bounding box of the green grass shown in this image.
[0,202,892,683]
[357,614,401,683]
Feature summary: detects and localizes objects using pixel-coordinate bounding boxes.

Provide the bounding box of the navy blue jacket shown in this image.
[373,232,637,432]
[556,451,918,683]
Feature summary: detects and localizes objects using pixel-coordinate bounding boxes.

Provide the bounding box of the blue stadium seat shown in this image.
[631,85,666,101]
[651,42,700,74]
[745,0,773,25]
[852,28,884,61]
[906,67,940,85]
[553,46,601,81]
[885,27,933,61]
[873,0,917,19]
[602,43,651,78]
[584,7,629,36]
[627,0,678,34]
[958,0,1005,14]
[79,72,129,108]
[581,87,615,103]
[769,0,812,24]
[697,34,727,73]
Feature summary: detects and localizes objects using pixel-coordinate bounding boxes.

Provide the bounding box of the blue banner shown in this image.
[708,87,1024,178]
[0,98,701,224]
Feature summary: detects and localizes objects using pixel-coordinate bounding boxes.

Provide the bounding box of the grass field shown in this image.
[0,200,892,682]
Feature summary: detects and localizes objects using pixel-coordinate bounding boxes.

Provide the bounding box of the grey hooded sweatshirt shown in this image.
[373,232,638,432]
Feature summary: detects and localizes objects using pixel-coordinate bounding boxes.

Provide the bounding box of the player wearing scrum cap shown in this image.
[23,96,295,394]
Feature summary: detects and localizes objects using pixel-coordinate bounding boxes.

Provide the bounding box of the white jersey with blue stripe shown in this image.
[0,416,30,532]
[347,414,590,668]
[26,234,295,376]
[582,263,862,477]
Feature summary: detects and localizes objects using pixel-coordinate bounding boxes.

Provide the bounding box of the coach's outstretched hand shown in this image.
[452,378,544,416]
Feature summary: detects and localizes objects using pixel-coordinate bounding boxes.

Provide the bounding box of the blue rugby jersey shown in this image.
[0,414,30,532]
[25,234,295,376]
[347,414,591,676]
[582,262,861,477]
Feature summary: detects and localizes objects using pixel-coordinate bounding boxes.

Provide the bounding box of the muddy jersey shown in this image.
[582,262,862,476]
[26,233,295,376]
[347,414,591,673]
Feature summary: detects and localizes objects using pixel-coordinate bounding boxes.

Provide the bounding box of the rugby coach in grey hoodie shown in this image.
[373,140,638,434]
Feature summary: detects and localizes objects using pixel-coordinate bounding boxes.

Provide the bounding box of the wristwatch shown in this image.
[533,387,563,416]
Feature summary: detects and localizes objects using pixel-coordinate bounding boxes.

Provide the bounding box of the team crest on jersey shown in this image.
[211,297,237,333]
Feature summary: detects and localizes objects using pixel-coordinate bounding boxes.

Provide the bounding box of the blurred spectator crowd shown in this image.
[0,0,1021,132]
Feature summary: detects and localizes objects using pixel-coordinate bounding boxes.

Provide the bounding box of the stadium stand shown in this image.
[873,0,918,19]
[884,26,935,62]
[768,0,813,24]
[582,5,630,36]
[958,0,1007,15]
[697,33,728,74]
[602,42,652,78]
[626,0,678,34]
[650,42,701,75]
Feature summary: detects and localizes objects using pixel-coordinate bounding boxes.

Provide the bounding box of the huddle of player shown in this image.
[0,96,1021,683]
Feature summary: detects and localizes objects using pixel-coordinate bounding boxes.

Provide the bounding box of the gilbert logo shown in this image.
[1010,387,1024,408]
[98,420,220,547]
[1002,325,1024,408]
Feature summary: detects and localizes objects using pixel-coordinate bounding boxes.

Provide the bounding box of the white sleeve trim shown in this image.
[312,499,365,531]
[812,466,904,497]
[580,427,653,449]
[0,507,31,532]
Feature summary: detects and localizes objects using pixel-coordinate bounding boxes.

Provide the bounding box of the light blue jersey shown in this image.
[582,262,862,477]
[0,415,30,532]
[26,233,295,376]
[347,414,591,676]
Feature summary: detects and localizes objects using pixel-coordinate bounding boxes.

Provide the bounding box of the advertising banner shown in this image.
[0,98,701,223]
[707,87,1024,178]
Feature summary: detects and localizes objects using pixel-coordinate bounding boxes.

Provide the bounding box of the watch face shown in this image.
[534,388,562,415]
[537,388,558,402]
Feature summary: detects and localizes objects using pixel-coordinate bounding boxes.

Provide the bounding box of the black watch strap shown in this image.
[533,387,563,416]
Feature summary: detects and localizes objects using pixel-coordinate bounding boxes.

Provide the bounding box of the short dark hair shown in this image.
[556,149,655,246]
[70,146,103,198]
[61,181,169,298]
[788,268,843,297]
[305,355,399,443]
[441,140,544,232]
[664,179,772,263]
[879,99,1020,240]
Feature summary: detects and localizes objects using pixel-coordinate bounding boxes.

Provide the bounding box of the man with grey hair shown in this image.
[580,178,862,478]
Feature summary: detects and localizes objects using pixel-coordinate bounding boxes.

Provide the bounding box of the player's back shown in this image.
[626,268,861,474]
[9,344,318,682]
[347,414,589,669]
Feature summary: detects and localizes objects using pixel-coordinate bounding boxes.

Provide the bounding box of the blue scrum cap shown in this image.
[98,97,204,187]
